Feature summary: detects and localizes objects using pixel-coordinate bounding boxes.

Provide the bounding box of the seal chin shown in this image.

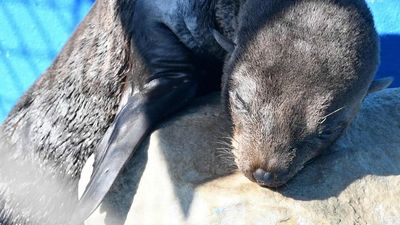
[252,169,288,188]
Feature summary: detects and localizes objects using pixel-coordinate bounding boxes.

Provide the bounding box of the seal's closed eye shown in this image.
[233,92,250,112]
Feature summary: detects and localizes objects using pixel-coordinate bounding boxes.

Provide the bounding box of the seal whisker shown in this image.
[319,107,346,124]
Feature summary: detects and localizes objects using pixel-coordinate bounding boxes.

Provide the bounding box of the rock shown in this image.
[83,89,400,225]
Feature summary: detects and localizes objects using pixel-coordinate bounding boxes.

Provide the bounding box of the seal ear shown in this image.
[212,29,235,53]
[368,77,394,93]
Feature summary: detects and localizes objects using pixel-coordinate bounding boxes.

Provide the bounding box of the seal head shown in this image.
[218,0,380,187]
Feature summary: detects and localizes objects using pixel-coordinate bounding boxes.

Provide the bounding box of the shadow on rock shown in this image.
[154,93,236,217]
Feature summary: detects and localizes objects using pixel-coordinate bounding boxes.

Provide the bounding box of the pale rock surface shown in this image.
[83,89,400,225]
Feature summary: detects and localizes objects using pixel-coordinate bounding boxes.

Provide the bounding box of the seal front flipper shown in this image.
[75,90,196,223]
[72,75,197,224]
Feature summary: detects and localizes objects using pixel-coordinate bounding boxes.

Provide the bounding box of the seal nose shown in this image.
[253,169,277,187]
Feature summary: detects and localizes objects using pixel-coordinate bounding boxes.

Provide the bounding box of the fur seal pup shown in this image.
[0,0,391,224]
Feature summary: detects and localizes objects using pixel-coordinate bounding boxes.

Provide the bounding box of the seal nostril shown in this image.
[253,168,274,185]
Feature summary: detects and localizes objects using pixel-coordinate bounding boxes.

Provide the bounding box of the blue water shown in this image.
[0,0,399,121]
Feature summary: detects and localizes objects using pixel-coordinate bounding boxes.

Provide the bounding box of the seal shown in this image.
[0,0,392,224]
